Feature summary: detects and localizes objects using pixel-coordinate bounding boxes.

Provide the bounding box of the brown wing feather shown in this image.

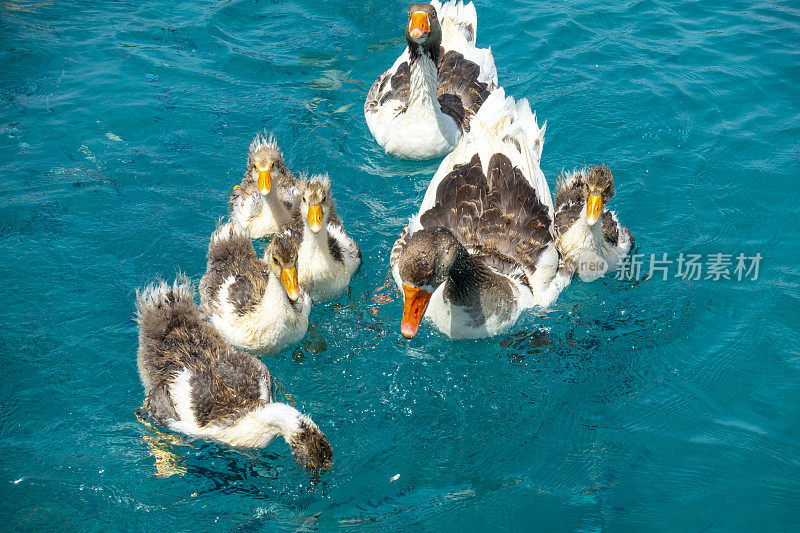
[365,61,410,116]
[190,351,272,427]
[419,153,552,277]
[437,49,492,130]
[199,225,269,316]
[136,280,272,428]
[367,49,489,132]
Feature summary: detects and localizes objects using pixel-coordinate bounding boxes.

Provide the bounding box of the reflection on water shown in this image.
[136,410,188,478]
[498,328,552,362]
[0,0,54,14]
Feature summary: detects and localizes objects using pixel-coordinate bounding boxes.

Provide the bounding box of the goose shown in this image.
[365,0,498,160]
[390,88,571,339]
[229,132,300,238]
[199,222,310,354]
[294,174,361,303]
[135,276,332,471]
[554,165,634,281]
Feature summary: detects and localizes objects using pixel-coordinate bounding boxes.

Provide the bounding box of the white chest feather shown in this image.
[298,226,359,304]
[558,207,625,278]
[382,53,459,160]
[231,191,291,239]
[245,209,281,239]
[252,193,292,238]
[209,275,310,354]
[424,286,523,339]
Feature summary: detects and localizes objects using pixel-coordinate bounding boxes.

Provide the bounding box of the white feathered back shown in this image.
[430,0,478,41]
[420,88,552,217]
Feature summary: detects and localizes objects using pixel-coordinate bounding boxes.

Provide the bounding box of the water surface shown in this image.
[1,0,799,530]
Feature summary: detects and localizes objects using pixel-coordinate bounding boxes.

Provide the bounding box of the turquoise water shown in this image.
[2,0,799,529]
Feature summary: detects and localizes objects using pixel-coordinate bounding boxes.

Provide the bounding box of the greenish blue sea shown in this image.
[1,0,799,530]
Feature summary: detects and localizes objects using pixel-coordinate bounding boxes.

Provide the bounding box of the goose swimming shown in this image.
[390,89,571,339]
[229,132,300,238]
[135,276,332,471]
[365,1,498,160]
[199,222,310,354]
[294,174,361,304]
[554,165,634,281]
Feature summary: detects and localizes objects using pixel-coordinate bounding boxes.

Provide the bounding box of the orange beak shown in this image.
[281,267,300,302]
[307,204,323,233]
[258,168,272,195]
[586,193,604,226]
[401,284,433,339]
[408,12,430,40]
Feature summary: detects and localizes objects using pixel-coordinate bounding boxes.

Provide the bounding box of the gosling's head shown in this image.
[288,416,333,472]
[299,174,333,234]
[582,165,615,226]
[405,4,442,50]
[267,228,302,302]
[247,132,289,196]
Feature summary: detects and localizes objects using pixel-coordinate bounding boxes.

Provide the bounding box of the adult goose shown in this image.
[554,165,634,281]
[390,89,571,339]
[229,132,300,238]
[135,276,332,471]
[199,222,310,354]
[365,1,498,160]
[294,174,361,303]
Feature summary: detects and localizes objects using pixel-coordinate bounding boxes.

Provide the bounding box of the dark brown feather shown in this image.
[554,175,587,237]
[601,211,619,246]
[436,49,491,130]
[136,280,271,428]
[198,224,270,317]
[419,153,552,280]
[366,62,410,116]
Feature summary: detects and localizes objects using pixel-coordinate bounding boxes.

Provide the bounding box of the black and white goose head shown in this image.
[581,165,616,226]
[398,227,464,339]
[267,229,302,302]
[288,416,333,472]
[299,174,333,235]
[247,133,292,196]
[405,4,442,58]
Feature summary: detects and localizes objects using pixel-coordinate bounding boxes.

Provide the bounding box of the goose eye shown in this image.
[427,269,434,277]
[273,256,279,265]
[269,161,274,169]
[321,195,326,203]
[302,196,307,203]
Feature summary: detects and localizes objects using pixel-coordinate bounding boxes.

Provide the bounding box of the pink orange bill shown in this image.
[408,12,429,39]
[401,284,432,339]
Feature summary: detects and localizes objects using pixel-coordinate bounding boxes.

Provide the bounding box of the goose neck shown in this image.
[408,47,440,114]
